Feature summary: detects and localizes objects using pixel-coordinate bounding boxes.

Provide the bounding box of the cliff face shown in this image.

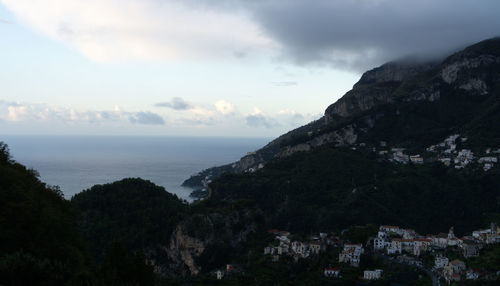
[162,208,262,277]
[325,38,500,123]
[324,61,439,120]
[184,37,500,188]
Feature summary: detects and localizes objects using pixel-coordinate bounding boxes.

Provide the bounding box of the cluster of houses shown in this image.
[263,230,326,261]
[376,146,424,165]
[261,223,499,283]
[358,134,499,171]
[373,223,500,282]
[427,134,499,170]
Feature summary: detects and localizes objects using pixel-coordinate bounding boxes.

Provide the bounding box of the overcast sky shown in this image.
[1,0,499,137]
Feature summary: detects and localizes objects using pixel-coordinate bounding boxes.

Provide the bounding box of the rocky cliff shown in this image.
[160,206,263,277]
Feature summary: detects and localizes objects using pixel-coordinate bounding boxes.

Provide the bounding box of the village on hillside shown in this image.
[229,223,500,284]
[371,134,499,171]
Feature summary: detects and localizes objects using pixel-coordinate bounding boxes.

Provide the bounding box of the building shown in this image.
[363,269,383,280]
[339,244,363,267]
[449,259,466,274]
[324,268,341,278]
[387,239,402,255]
[462,241,479,258]
[434,256,449,269]
[216,270,224,280]
[466,269,480,280]
[410,155,424,164]
[393,151,409,164]
[379,225,401,235]
[309,241,322,255]
[413,238,431,256]
[373,237,386,250]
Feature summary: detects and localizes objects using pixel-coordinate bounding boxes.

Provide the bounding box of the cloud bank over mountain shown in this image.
[3,0,499,70]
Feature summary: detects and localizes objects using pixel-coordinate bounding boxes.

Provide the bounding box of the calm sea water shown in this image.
[2,136,270,201]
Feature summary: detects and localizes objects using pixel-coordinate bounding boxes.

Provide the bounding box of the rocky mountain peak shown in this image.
[325,38,500,122]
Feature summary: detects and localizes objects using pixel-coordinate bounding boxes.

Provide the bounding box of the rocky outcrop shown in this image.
[167,224,206,275]
[324,61,440,122]
[355,60,437,87]
[441,55,500,84]
[164,209,262,276]
[276,125,358,158]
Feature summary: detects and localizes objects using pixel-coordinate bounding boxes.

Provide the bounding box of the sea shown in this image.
[2,136,270,201]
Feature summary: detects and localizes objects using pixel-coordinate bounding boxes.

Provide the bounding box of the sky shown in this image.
[1,0,499,137]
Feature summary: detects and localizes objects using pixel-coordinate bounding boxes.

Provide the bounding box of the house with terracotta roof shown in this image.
[339,244,363,267]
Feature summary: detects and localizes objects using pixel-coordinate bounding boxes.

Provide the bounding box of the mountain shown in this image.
[205,37,500,231]
[183,37,500,189]
[151,37,500,279]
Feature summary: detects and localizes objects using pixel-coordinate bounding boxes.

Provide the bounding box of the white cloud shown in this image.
[1,0,275,62]
[215,100,235,115]
[0,100,164,125]
[7,105,27,121]
[245,107,277,128]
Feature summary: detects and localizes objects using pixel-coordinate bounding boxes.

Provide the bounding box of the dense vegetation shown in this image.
[0,142,186,285]
[0,142,92,285]
[71,178,188,264]
[210,145,500,235]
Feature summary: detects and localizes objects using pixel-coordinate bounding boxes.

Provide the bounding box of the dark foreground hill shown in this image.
[0,142,92,285]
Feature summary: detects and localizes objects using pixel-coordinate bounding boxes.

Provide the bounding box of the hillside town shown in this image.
[365,134,499,171]
[254,223,500,284]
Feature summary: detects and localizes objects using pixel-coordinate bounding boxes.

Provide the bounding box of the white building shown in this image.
[434,256,449,269]
[364,269,383,280]
[373,238,386,250]
[339,244,363,267]
[410,155,424,164]
[324,268,341,278]
[216,270,224,280]
[387,239,402,255]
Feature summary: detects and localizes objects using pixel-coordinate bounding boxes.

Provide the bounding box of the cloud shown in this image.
[1,0,274,62]
[0,18,11,24]
[272,81,297,87]
[245,107,276,128]
[0,100,165,126]
[277,109,310,126]
[215,100,235,115]
[128,111,165,125]
[5,0,499,70]
[244,0,500,71]
[155,97,193,110]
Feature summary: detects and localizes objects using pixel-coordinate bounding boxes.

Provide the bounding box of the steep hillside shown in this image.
[203,37,500,237]
[184,37,500,189]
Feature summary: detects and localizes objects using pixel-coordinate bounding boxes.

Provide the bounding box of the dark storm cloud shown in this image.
[129,112,165,125]
[154,97,193,110]
[186,0,500,71]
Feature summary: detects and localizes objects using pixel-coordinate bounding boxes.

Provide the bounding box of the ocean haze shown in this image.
[2,135,270,200]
